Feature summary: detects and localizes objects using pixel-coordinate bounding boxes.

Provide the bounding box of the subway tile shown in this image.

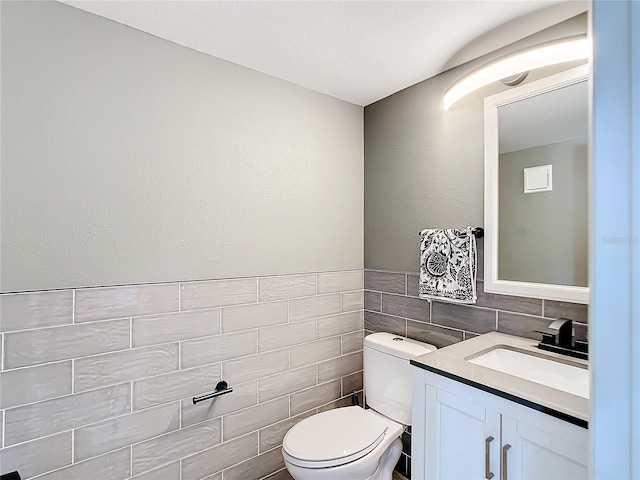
[342,331,364,354]
[574,322,588,342]
[290,337,341,369]
[181,433,259,480]
[223,397,289,441]
[131,461,180,480]
[544,300,588,324]
[0,432,71,479]
[497,311,552,340]
[74,402,180,462]
[259,411,316,452]
[75,283,178,323]
[317,270,363,294]
[364,270,405,295]
[342,371,363,396]
[180,278,256,311]
[4,319,130,369]
[364,311,406,336]
[132,309,220,347]
[289,294,341,322]
[406,320,463,349]
[317,311,363,338]
[223,349,288,385]
[476,282,542,316]
[258,365,317,403]
[131,418,221,475]
[180,380,257,428]
[318,395,352,412]
[258,319,316,352]
[1,361,72,409]
[290,380,341,416]
[258,274,316,302]
[181,330,257,369]
[4,383,130,446]
[407,274,420,297]
[382,294,429,322]
[223,446,285,480]
[431,302,496,335]
[74,344,178,392]
[364,291,381,312]
[0,290,72,332]
[133,364,221,411]
[221,301,288,333]
[35,447,131,480]
[342,291,364,312]
[318,352,363,383]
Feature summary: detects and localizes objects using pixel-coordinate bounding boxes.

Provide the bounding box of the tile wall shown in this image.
[0,270,364,480]
[363,269,589,478]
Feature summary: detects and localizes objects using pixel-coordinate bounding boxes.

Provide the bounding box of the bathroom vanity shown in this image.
[411,332,588,480]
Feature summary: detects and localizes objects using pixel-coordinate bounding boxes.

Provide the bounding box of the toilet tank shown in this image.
[364,332,436,426]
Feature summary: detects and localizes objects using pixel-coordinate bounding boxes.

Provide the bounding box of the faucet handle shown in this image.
[533,330,556,345]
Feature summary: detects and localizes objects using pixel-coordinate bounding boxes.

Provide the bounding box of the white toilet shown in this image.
[282,332,437,480]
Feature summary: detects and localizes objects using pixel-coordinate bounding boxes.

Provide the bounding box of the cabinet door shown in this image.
[501,414,588,480]
[425,385,501,480]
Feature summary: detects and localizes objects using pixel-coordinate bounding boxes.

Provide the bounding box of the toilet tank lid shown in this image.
[364,332,436,359]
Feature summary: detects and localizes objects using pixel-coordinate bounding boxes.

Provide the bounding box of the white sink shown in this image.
[467,347,589,398]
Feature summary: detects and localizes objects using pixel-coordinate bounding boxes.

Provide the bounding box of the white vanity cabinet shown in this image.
[412,368,588,480]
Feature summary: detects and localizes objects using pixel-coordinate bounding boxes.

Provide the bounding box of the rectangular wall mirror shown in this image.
[484,64,589,304]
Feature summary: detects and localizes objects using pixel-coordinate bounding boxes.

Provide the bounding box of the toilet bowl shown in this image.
[282,332,436,480]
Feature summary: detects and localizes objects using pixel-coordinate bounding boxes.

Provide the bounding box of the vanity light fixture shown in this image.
[443,36,590,110]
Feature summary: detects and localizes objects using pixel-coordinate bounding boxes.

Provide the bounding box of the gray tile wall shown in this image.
[0,270,364,480]
[364,268,589,477]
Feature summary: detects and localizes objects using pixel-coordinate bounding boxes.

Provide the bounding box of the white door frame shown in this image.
[590,1,639,478]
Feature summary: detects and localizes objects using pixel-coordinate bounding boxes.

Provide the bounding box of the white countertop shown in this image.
[411,332,589,424]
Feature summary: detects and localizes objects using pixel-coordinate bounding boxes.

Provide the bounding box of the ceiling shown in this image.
[60,1,587,106]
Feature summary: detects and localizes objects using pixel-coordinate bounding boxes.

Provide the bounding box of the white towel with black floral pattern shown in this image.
[419,227,477,304]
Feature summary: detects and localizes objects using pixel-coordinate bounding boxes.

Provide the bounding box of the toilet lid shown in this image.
[282,407,396,467]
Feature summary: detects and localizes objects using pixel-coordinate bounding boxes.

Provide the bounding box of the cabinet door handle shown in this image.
[502,444,512,480]
[485,436,494,479]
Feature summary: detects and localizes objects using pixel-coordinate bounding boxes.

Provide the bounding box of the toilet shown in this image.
[282,332,437,480]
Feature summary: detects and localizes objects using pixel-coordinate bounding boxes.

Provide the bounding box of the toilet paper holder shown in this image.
[192,380,233,404]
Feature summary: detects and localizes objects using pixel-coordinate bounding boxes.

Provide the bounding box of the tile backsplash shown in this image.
[364,268,588,478]
[0,270,364,480]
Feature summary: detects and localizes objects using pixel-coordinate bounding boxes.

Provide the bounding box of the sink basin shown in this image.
[467,347,589,398]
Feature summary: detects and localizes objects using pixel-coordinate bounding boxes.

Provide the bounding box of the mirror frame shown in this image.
[484,64,589,304]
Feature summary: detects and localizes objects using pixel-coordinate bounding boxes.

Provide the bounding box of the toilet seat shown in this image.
[282,406,403,469]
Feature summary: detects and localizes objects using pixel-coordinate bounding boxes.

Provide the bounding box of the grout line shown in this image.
[130,446,133,477]
[129,318,133,349]
[71,429,75,463]
[495,310,499,329]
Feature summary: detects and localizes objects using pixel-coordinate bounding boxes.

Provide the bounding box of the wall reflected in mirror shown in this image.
[497,79,588,287]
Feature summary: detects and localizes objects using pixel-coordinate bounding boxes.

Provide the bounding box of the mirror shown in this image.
[484,65,589,304]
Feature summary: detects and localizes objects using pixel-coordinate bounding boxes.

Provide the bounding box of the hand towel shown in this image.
[419,227,477,304]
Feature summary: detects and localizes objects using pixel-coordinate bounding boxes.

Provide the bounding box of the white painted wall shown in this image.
[0,1,364,292]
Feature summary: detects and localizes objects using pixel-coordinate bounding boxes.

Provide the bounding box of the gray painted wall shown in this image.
[499,139,588,287]
[364,14,587,272]
[1,1,364,293]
